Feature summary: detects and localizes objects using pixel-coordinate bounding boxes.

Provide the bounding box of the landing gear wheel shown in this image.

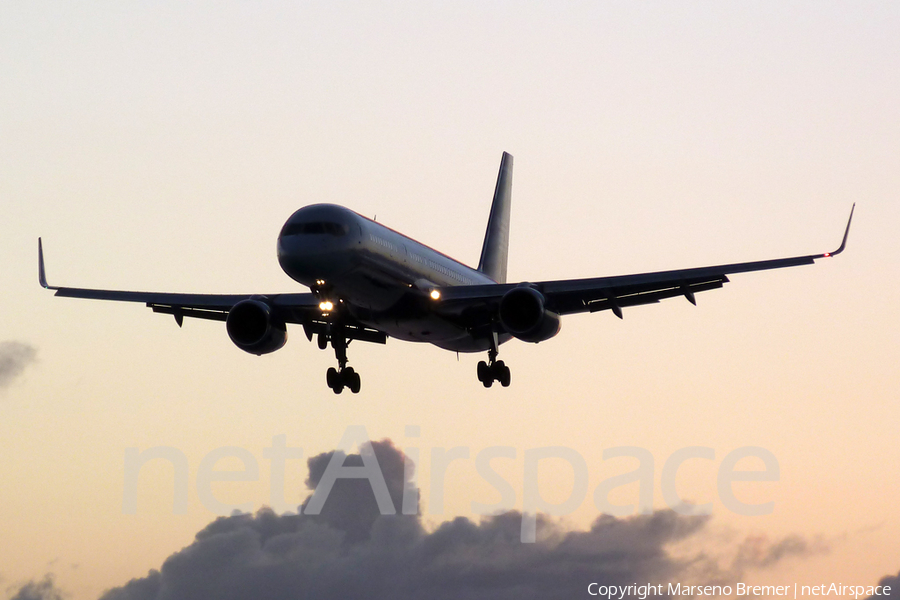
[477,361,490,383]
[317,333,328,350]
[476,357,511,388]
[326,367,338,388]
[494,361,511,387]
[477,360,493,387]
[326,365,360,394]
[327,367,344,394]
[344,367,361,394]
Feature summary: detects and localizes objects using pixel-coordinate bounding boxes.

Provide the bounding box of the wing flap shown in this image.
[150,305,230,323]
[584,276,727,315]
[52,287,249,308]
[301,319,387,344]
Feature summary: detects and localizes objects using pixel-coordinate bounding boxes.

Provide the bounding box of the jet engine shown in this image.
[498,285,561,343]
[226,299,287,355]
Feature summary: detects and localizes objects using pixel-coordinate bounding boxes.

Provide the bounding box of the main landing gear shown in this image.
[476,334,511,388]
[327,365,360,394]
[477,359,510,388]
[320,330,361,394]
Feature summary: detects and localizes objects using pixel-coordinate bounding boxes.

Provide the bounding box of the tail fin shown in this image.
[477,152,513,283]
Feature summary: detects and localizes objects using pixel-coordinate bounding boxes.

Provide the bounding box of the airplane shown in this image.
[39,152,854,394]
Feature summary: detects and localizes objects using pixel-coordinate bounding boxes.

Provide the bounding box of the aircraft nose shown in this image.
[278,233,351,281]
[276,206,361,285]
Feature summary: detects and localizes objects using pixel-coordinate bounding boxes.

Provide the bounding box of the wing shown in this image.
[38,239,386,344]
[437,204,854,321]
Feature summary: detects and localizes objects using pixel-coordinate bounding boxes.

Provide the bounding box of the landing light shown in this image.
[319,300,334,311]
[430,290,441,300]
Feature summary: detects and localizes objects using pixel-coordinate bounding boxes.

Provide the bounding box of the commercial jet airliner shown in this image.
[39,153,854,393]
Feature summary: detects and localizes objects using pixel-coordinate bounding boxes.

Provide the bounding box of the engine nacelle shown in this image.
[226,299,287,355]
[498,285,561,343]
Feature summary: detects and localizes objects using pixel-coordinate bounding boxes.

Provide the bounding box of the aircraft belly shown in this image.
[357,312,466,343]
[332,269,407,311]
[332,252,418,311]
[352,307,513,353]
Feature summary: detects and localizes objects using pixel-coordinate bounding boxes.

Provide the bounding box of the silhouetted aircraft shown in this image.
[39,153,853,393]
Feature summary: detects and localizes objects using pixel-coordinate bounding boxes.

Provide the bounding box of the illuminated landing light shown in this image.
[430,290,441,300]
[316,279,326,286]
[319,300,334,311]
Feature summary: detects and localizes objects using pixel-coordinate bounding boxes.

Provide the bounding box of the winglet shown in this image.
[38,238,55,290]
[822,203,855,258]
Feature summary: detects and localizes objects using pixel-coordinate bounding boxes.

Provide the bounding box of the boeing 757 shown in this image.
[39,153,854,393]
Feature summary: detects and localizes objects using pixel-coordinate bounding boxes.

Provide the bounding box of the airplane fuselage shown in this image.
[277,203,501,352]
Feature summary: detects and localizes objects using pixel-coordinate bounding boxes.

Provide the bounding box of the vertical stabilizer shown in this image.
[477,152,513,283]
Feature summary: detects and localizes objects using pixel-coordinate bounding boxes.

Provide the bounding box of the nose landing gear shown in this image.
[323,328,361,394]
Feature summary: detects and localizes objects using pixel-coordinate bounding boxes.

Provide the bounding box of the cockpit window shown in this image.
[281,221,349,237]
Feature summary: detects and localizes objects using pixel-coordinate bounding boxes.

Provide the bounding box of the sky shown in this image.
[1,1,899,598]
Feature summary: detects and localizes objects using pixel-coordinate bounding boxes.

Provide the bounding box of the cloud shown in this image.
[730,534,828,570]
[867,571,900,600]
[0,341,36,389]
[299,439,416,542]
[5,575,63,600]
[97,439,821,600]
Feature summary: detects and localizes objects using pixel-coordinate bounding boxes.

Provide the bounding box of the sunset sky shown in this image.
[2,2,899,599]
